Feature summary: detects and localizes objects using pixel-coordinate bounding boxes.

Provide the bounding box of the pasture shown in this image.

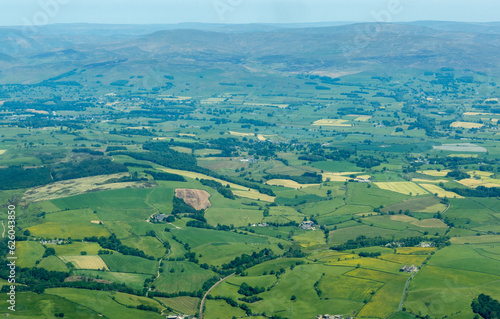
[59,255,109,270]
[100,254,157,275]
[418,184,463,198]
[375,182,428,196]
[153,261,214,293]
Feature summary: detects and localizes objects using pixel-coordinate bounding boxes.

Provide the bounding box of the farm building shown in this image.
[301,220,316,230]
[400,265,419,273]
[417,242,434,248]
[151,213,169,222]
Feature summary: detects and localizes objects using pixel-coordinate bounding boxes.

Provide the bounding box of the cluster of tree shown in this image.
[265,172,322,184]
[446,169,471,180]
[471,294,500,319]
[358,251,381,258]
[237,282,265,296]
[105,146,127,152]
[407,113,436,136]
[356,156,382,168]
[199,179,235,199]
[0,166,53,190]
[239,296,263,303]
[444,186,500,198]
[51,158,128,181]
[115,142,202,173]
[135,305,160,313]
[123,162,153,169]
[172,197,204,220]
[144,170,186,182]
[237,118,275,127]
[221,249,276,273]
[0,266,142,295]
[331,235,450,251]
[427,156,492,168]
[84,234,154,260]
[72,148,104,156]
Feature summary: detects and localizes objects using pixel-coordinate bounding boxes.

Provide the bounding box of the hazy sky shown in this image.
[0,0,498,26]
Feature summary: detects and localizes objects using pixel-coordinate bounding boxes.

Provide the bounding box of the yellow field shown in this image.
[322,172,362,182]
[469,171,494,177]
[179,133,196,137]
[463,111,494,116]
[411,178,449,183]
[229,131,254,137]
[396,247,436,255]
[412,218,448,228]
[484,98,499,103]
[312,119,352,127]
[418,170,451,177]
[375,182,428,196]
[23,173,152,202]
[125,126,152,129]
[354,115,372,121]
[458,178,500,188]
[450,121,484,129]
[418,184,463,198]
[265,179,319,190]
[256,134,274,141]
[232,190,274,202]
[200,97,226,104]
[421,203,448,213]
[0,150,6,155]
[26,109,49,114]
[447,154,478,158]
[243,102,289,108]
[59,255,108,270]
[160,168,275,202]
[161,96,191,101]
[380,253,428,265]
[390,215,418,223]
[357,175,371,180]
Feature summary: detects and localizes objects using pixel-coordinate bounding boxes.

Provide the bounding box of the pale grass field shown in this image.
[418,184,463,198]
[312,119,352,127]
[375,182,428,196]
[59,255,109,270]
[265,179,319,190]
[412,218,448,228]
[229,131,254,137]
[417,170,451,177]
[450,121,483,128]
[23,173,152,202]
[390,215,418,223]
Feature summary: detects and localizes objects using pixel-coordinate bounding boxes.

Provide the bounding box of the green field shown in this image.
[1,28,500,319]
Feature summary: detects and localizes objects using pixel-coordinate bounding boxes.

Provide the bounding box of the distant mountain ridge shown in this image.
[0,21,499,83]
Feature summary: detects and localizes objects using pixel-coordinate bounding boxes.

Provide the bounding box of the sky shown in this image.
[0,0,498,26]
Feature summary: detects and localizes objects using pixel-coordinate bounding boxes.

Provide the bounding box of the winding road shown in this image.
[199,272,236,319]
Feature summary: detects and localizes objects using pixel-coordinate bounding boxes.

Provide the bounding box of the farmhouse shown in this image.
[417,242,434,248]
[151,213,169,223]
[301,220,316,230]
[400,265,418,273]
